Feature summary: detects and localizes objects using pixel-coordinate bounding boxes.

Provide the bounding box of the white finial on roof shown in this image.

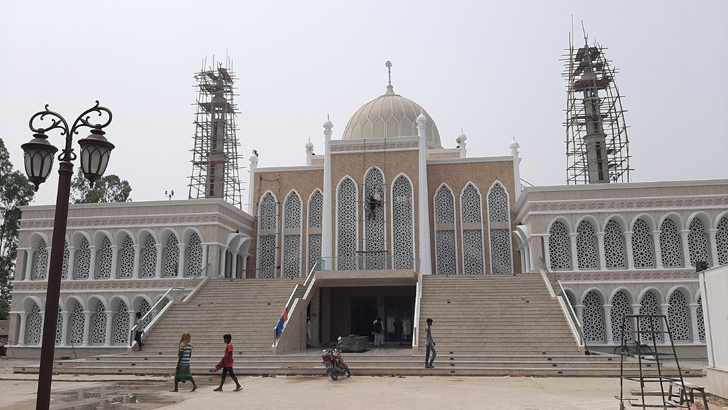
[385,61,395,95]
[510,136,520,157]
[323,115,333,130]
[457,129,467,158]
[416,109,427,125]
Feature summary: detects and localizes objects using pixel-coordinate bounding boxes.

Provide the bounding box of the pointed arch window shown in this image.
[337,177,358,270]
[96,236,113,279]
[26,302,42,345]
[118,235,134,278]
[307,190,323,273]
[163,235,179,277]
[604,220,627,268]
[548,220,572,270]
[434,184,457,275]
[364,168,386,270]
[61,240,70,279]
[460,183,485,274]
[90,300,107,344]
[140,234,156,278]
[487,182,512,274]
[576,220,599,270]
[610,290,633,343]
[282,191,303,278]
[392,175,414,270]
[112,300,130,345]
[258,192,279,278]
[659,218,684,268]
[688,218,711,266]
[668,290,691,341]
[717,216,728,266]
[632,218,655,268]
[639,290,663,341]
[32,239,49,280]
[75,237,91,279]
[582,290,605,342]
[185,233,203,277]
[55,307,63,345]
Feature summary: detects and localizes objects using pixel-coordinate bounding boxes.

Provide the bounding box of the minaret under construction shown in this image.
[563,35,631,184]
[188,57,244,207]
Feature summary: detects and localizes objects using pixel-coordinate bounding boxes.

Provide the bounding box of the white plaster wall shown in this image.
[701,264,728,370]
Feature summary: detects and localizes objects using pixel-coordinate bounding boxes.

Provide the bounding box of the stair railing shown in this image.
[128,263,210,351]
[538,257,588,353]
[411,270,423,352]
[272,261,319,352]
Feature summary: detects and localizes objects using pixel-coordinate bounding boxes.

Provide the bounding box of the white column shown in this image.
[596,232,606,270]
[575,305,584,329]
[66,247,76,280]
[652,231,663,269]
[17,313,27,345]
[87,246,97,280]
[200,244,209,276]
[104,311,114,346]
[604,304,614,345]
[218,245,229,278]
[82,311,91,346]
[230,251,239,279]
[569,233,579,271]
[132,245,141,279]
[38,312,46,343]
[689,303,701,344]
[509,137,521,201]
[155,244,164,278]
[708,229,719,266]
[624,232,635,270]
[127,310,136,343]
[60,311,69,347]
[44,246,52,279]
[680,230,692,268]
[631,303,642,342]
[176,243,186,278]
[416,112,432,275]
[322,117,334,268]
[246,152,259,214]
[110,245,120,279]
[241,253,250,278]
[542,235,552,271]
[660,304,671,344]
[24,249,34,281]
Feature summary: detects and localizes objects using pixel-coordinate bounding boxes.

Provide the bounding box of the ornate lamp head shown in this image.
[77,128,115,188]
[21,132,58,190]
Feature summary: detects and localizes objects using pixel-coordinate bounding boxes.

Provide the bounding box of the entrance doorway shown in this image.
[384,296,413,343]
[350,297,377,340]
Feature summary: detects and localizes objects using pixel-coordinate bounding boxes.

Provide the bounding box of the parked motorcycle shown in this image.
[322,336,350,380]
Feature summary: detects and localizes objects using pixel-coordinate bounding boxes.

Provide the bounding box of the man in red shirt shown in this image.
[213,334,242,392]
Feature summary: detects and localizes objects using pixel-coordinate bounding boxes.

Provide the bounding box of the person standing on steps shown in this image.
[425,318,436,368]
[171,332,197,392]
[373,316,384,347]
[134,312,144,351]
[213,334,242,392]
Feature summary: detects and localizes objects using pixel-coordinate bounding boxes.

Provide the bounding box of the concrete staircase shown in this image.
[13,275,699,377]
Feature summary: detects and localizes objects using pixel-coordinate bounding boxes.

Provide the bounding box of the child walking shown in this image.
[171,332,197,392]
[213,334,242,392]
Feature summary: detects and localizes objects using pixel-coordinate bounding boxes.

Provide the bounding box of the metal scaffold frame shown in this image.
[563,35,632,185]
[188,56,244,208]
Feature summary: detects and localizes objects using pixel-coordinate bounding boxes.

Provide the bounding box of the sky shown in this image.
[1,1,727,206]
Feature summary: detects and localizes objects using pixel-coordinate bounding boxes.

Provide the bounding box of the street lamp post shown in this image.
[21,101,114,410]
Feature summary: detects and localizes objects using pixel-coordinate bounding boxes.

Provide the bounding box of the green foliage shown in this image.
[70,168,132,204]
[0,138,36,319]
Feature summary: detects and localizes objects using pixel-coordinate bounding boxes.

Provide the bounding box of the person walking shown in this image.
[213,334,242,392]
[171,332,197,392]
[134,312,144,351]
[373,316,384,347]
[425,318,436,368]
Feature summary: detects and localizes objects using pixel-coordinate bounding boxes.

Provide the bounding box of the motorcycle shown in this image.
[322,336,350,380]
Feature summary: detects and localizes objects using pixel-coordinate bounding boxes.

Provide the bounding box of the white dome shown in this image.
[342,85,441,147]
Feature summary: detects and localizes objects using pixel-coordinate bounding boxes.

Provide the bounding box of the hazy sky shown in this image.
[2,1,726,206]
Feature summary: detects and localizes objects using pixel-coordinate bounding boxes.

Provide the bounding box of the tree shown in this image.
[70,168,132,203]
[0,138,36,319]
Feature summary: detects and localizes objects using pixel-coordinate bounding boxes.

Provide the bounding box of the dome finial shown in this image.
[385,61,395,95]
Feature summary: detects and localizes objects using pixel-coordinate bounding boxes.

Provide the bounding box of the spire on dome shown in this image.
[385,61,395,95]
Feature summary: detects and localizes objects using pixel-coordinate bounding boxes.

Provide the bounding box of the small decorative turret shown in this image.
[305,138,314,165]
[456,130,467,158]
[509,136,520,158]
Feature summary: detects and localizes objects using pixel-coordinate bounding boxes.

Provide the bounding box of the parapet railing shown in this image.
[272,261,319,349]
[129,264,210,351]
[538,258,588,353]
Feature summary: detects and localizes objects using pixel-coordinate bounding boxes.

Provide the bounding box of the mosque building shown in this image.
[6,54,727,361]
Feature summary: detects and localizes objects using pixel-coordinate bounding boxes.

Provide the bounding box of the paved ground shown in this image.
[1,358,725,409]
